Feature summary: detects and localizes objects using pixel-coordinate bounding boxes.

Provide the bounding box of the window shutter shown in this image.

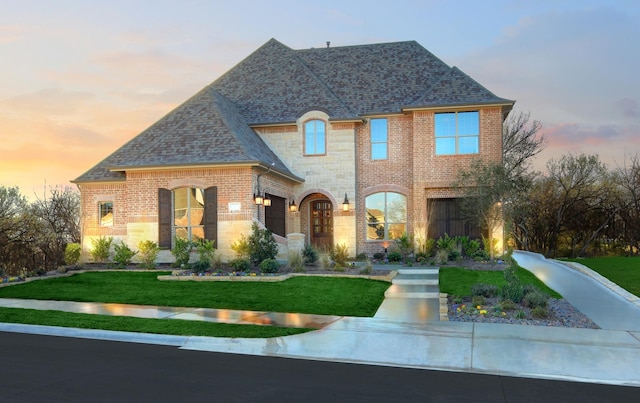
[204,186,218,246]
[158,188,172,248]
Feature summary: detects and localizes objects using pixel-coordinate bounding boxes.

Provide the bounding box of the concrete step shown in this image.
[398,268,438,275]
[392,278,438,285]
[384,284,440,298]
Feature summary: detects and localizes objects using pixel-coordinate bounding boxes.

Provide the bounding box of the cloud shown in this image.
[0,24,21,43]
[616,98,639,118]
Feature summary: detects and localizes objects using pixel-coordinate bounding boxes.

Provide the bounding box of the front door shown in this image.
[311,200,333,251]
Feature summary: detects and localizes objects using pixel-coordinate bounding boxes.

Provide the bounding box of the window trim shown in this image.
[365,192,407,241]
[434,111,479,155]
[99,201,113,226]
[370,118,388,160]
[303,119,327,156]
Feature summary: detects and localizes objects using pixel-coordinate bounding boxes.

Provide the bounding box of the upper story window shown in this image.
[365,192,407,240]
[435,111,479,155]
[304,120,326,155]
[99,202,113,226]
[173,187,205,242]
[370,118,388,160]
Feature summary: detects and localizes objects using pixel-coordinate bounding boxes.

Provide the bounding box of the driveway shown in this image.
[512,251,640,332]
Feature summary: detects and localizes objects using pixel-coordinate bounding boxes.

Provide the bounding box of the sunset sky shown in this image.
[1,0,639,198]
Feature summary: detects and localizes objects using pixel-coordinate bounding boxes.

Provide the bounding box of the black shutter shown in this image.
[158,188,172,248]
[204,186,218,246]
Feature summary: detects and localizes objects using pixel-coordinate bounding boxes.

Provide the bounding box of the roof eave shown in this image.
[402,100,515,113]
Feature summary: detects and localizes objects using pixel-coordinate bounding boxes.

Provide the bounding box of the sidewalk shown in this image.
[1,252,640,387]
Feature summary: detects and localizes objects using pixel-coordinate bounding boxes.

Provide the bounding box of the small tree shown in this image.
[394,232,414,263]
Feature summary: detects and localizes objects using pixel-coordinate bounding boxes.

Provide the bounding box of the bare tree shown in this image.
[503,111,546,177]
[613,154,640,255]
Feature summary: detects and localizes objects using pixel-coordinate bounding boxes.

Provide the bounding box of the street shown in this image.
[0,331,637,402]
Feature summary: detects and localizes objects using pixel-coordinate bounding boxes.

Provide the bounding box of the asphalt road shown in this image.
[1,331,638,402]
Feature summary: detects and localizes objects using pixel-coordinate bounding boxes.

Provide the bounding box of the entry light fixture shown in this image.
[263,193,272,207]
[342,193,350,212]
[254,192,264,205]
[289,198,297,212]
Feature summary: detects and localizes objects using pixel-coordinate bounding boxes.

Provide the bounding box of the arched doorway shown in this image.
[310,200,333,251]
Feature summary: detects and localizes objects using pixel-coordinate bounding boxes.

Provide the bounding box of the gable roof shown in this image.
[74,38,513,183]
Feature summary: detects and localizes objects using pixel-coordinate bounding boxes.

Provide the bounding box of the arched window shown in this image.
[365,192,407,240]
[173,187,205,242]
[304,120,326,155]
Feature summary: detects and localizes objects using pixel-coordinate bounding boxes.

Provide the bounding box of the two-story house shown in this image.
[73,38,514,262]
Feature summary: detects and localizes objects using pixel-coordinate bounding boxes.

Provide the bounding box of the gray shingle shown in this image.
[74,38,513,183]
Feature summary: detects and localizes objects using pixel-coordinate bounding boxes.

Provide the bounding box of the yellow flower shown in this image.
[480,310,487,315]
[476,305,482,310]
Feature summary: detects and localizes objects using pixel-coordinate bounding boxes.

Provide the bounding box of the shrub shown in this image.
[471,295,486,306]
[500,299,517,311]
[523,289,549,309]
[471,283,498,298]
[436,233,457,252]
[195,239,216,264]
[171,237,192,267]
[466,239,482,259]
[64,243,81,266]
[372,252,385,261]
[435,249,449,265]
[448,246,462,261]
[417,237,435,258]
[190,259,210,273]
[359,261,373,275]
[287,251,304,272]
[515,310,527,319]
[230,258,251,272]
[137,240,160,269]
[113,241,138,268]
[394,232,414,262]
[500,265,524,303]
[248,223,278,266]
[230,234,251,259]
[387,251,402,262]
[90,236,113,263]
[259,258,280,274]
[320,254,332,270]
[532,306,548,318]
[302,243,319,265]
[211,254,223,270]
[355,252,368,262]
[331,243,349,268]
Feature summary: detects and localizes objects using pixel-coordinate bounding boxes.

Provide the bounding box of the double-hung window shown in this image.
[173,187,205,242]
[435,111,479,155]
[370,118,388,160]
[304,120,326,155]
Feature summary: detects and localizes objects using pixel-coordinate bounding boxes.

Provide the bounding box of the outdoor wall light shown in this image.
[289,198,297,212]
[263,193,272,207]
[254,192,263,205]
[342,193,350,212]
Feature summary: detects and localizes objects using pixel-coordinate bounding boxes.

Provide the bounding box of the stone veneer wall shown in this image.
[255,110,357,255]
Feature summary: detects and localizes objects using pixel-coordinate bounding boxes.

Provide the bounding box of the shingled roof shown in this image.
[74,38,513,183]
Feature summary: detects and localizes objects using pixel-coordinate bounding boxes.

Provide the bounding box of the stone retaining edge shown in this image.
[157,271,397,283]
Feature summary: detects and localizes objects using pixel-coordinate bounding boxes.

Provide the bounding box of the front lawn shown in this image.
[562,257,640,297]
[439,265,561,298]
[0,272,389,317]
[0,307,311,338]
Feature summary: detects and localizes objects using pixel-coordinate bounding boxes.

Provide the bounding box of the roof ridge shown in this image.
[290,50,356,118]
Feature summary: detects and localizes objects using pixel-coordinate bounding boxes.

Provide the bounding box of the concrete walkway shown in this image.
[2,253,640,387]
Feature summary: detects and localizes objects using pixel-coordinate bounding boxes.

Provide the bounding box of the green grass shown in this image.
[0,272,389,317]
[562,257,640,297]
[0,307,311,338]
[439,265,562,298]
